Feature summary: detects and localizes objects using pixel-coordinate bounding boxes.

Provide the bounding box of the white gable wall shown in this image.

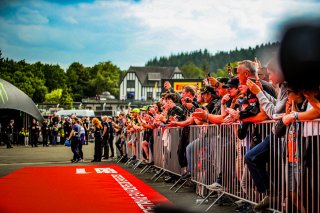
[119,72,142,101]
[172,73,184,79]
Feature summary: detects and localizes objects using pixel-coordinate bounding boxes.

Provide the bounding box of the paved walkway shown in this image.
[0,143,236,213]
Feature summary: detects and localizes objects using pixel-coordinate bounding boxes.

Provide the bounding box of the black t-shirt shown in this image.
[94,127,102,139]
[84,121,89,132]
[5,125,13,135]
[31,123,39,135]
[52,117,59,125]
[102,122,109,136]
[64,122,72,137]
[167,105,186,122]
[41,123,49,135]
[108,122,114,136]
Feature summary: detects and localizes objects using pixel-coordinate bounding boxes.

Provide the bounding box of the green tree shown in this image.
[180,62,204,78]
[43,64,66,92]
[60,87,73,106]
[45,89,63,103]
[66,62,90,101]
[88,61,120,98]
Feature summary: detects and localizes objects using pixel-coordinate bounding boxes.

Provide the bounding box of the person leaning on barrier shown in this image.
[243,54,288,210]
[156,93,185,123]
[200,86,221,115]
[168,85,198,178]
[220,77,240,118]
[180,86,220,179]
[237,60,277,98]
[139,106,156,165]
[277,22,320,213]
[192,77,230,124]
[127,108,141,161]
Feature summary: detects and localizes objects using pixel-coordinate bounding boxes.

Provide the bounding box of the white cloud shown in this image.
[63,16,78,24]
[0,0,319,70]
[123,0,320,55]
[15,7,49,25]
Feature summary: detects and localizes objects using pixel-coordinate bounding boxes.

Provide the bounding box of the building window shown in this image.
[127,80,135,88]
[127,92,135,99]
[147,92,153,100]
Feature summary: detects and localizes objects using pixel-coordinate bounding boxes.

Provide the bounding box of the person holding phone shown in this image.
[244,55,289,210]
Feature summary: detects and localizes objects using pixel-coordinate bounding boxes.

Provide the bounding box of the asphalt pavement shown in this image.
[0,143,236,213]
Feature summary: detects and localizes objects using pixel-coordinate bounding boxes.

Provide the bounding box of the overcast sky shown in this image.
[0,0,319,70]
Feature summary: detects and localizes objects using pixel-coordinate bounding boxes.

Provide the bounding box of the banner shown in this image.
[173,82,202,92]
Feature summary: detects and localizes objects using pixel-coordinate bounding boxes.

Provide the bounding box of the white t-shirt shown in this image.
[303,103,320,137]
[80,126,85,135]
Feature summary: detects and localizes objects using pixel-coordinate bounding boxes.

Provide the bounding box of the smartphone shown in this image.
[248,77,257,83]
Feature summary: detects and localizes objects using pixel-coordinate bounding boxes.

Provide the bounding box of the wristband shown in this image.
[294,112,299,121]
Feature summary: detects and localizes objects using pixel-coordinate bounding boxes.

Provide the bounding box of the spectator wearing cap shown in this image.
[127,108,141,161]
[192,77,230,124]
[139,105,156,164]
[221,77,240,116]
[201,86,220,115]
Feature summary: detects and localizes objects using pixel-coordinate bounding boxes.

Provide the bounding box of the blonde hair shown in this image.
[101,116,108,122]
[92,117,102,129]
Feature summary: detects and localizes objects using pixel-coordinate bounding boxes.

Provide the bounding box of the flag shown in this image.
[153,82,157,100]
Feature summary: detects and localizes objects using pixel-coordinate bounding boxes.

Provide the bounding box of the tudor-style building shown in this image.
[119,66,184,101]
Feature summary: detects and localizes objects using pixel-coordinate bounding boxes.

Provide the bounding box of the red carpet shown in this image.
[0,165,170,213]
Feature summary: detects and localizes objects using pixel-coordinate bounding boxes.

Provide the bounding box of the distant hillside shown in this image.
[146,42,280,77]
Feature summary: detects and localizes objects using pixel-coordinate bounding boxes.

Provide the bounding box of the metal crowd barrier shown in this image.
[119,120,320,213]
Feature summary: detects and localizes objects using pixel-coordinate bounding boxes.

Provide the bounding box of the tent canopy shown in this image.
[0,78,44,122]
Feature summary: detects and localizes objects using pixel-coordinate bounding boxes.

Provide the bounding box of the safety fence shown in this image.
[120,120,319,212]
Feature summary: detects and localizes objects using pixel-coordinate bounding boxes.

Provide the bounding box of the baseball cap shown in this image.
[217,77,230,85]
[222,77,239,89]
[201,86,216,95]
[131,108,140,113]
[140,106,149,111]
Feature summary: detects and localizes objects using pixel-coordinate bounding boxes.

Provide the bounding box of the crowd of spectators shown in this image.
[94,54,318,212]
[2,22,319,213]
